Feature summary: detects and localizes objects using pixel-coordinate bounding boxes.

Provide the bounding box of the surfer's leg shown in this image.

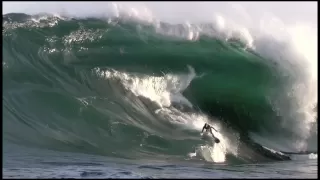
[210,132,215,138]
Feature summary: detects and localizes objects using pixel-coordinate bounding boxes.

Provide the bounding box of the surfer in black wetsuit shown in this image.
[202,123,220,143]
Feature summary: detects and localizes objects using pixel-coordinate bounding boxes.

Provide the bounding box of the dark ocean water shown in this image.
[3,13,317,178]
[3,143,317,178]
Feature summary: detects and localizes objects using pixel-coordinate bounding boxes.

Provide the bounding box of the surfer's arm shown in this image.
[211,126,218,132]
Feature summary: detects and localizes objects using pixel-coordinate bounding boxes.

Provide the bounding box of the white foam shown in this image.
[309,153,317,160]
[253,21,317,151]
[289,153,318,161]
[191,141,230,163]
[63,27,104,46]
[95,66,195,108]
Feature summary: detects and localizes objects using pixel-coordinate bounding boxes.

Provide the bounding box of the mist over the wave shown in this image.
[3,2,317,25]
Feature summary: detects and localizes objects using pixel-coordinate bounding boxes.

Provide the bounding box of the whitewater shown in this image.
[3,2,317,178]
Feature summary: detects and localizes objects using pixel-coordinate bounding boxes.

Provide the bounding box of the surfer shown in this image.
[202,123,220,143]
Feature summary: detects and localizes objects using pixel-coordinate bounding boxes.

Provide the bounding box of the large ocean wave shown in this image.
[3,7,317,164]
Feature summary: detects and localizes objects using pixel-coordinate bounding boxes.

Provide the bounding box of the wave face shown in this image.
[3,12,317,164]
